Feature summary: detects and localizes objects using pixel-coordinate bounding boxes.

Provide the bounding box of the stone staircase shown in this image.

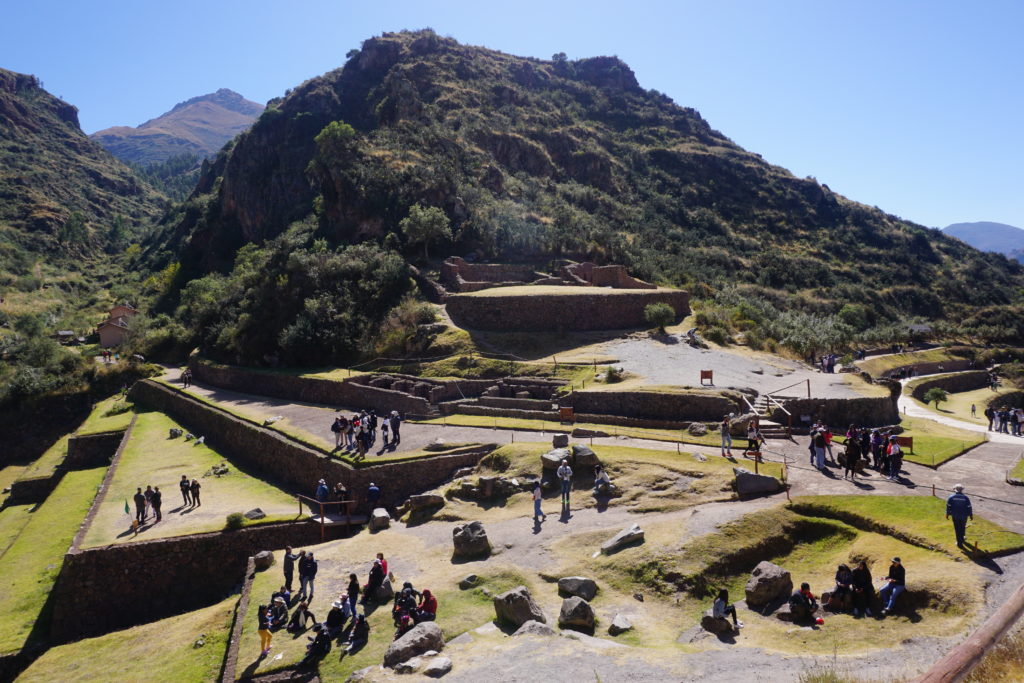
[753,394,800,440]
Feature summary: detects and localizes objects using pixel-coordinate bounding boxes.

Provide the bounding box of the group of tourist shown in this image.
[256,548,438,661]
[817,354,841,373]
[806,423,905,482]
[180,368,193,388]
[331,409,403,457]
[131,485,163,524]
[99,349,119,364]
[984,405,1024,435]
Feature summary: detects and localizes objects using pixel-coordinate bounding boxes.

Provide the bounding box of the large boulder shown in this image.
[571,444,600,466]
[376,578,394,603]
[600,523,645,555]
[687,422,708,436]
[244,508,266,520]
[733,467,782,496]
[729,412,758,437]
[558,576,598,601]
[700,609,735,635]
[370,507,391,531]
[493,586,546,627]
[745,561,792,609]
[452,521,491,559]
[407,494,445,511]
[423,656,453,677]
[552,433,570,448]
[558,597,596,631]
[608,614,632,636]
[383,622,444,668]
[513,620,556,637]
[253,551,275,571]
[541,448,570,470]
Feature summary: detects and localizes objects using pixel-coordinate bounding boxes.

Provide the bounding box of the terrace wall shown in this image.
[909,371,991,403]
[774,396,899,428]
[563,389,743,422]
[65,430,125,469]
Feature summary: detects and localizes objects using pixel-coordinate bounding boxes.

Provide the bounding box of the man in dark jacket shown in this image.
[297,551,318,602]
[946,484,974,548]
[133,487,146,523]
[390,411,401,445]
[179,475,191,506]
[788,582,818,622]
[879,557,906,615]
[151,486,162,522]
[282,546,299,591]
[366,482,381,512]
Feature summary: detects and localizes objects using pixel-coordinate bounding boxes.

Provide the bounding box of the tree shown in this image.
[400,204,452,260]
[58,211,88,245]
[644,302,676,333]
[923,387,949,409]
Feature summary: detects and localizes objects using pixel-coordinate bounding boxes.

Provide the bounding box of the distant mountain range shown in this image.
[91,89,263,165]
[943,221,1024,262]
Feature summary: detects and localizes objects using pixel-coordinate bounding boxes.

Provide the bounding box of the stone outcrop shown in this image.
[493,586,546,627]
[513,620,556,637]
[558,576,598,601]
[558,597,595,631]
[371,508,391,531]
[600,524,644,555]
[253,550,275,570]
[571,444,599,467]
[383,622,444,667]
[452,521,491,559]
[700,609,735,635]
[541,448,569,470]
[608,614,632,635]
[732,467,783,495]
[744,561,792,609]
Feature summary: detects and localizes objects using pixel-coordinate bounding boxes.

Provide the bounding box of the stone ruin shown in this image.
[440,256,656,293]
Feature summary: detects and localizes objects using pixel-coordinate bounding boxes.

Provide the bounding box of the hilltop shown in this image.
[944,221,1024,262]
[91,88,263,165]
[145,30,1024,367]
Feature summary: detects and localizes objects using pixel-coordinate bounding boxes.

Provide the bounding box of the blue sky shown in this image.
[2,0,1022,228]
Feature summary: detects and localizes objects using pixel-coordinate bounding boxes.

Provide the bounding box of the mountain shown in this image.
[91,88,263,165]
[944,221,1024,257]
[145,30,1024,365]
[0,67,163,266]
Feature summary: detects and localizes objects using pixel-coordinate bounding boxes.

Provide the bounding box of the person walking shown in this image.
[887,436,903,482]
[151,486,162,522]
[190,478,202,506]
[282,546,299,592]
[532,480,546,522]
[945,484,973,548]
[133,487,146,524]
[812,429,826,470]
[971,404,977,419]
[179,475,191,507]
[556,459,573,507]
[256,604,273,656]
[720,415,733,457]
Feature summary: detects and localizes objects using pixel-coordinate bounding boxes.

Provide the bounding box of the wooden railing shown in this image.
[296,495,356,541]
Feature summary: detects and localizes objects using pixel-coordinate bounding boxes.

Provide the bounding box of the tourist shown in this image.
[133,487,146,523]
[144,485,154,518]
[870,430,884,470]
[850,560,874,617]
[363,558,385,604]
[367,482,381,512]
[381,417,389,446]
[151,486,162,522]
[827,564,852,610]
[593,465,612,495]
[331,415,344,450]
[287,600,316,633]
[971,404,977,419]
[745,423,760,454]
[712,588,742,629]
[345,415,356,450]
[376,552,389,578]
[179,474,191,507]
[368,410,378,447]
[190,478,202,506]
[843,437,861,481]
[878,557,906,615]
[823,427,835,464]
[946,484,973,548]
[720,415,733,457]
[393,582,420,626]
[394,613,414,640]
[300,624,332,665]
[257,604,273,656]
[269,596,289,630]
[283,547,299,592]
[532,480,546,521]
[557,459,573,506]
[789,583,818,622]
[347,573,361,613]
[415,589,437,623]
[886,436,903,482]
[323,599,347,638]
[315,479,329,503]
[390,411,402,446]
[344,614,370,654]
[297,551,318,602]
[272,584,292,608]
[812,429,826,470]
[334,482,349,507]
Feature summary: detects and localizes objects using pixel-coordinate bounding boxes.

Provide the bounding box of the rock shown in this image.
[513,620,556,637]
[633,593,644,602]
[733,467,782,495]
[253,551,275,571]
[407,494,445,511]
[774,602,795,621]
[423,656,453,677]
[559,630,627,649]
[572,428,609,438]
[453,521,491,559]
[608,614,632,635]
[243,507,265,520]
[376,578,395,603]
[370,507,391,531]
[558,576,598,601]
[541,448,570,470]
[384,622,445,668]
[729,412,758,437]
[571,444,599,466]
[458,574,479,590]
[395,657,423,674]
[169,428,183,438]
[346,666,376,682]
[600,524,645,555]
[558,596,595,631]
[493,586,546,627]
[552,433,570,448]
[700,609,735,635]
[693,452,708,462]
[448,632,473,646]
[687,422,708,436]
[452,467,475,479]
[744,561,792,608]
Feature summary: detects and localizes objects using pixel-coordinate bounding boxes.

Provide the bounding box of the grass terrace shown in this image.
[76,394,135,435]
[0,467,105,655]
[17,596,236,683]
[907,380,1014,427]
[78,410,299,548]
[18,434,70,481]
[857,348,960,378]
[0,504,32,556]
[833,415,984,467]
[1010,457,1024,484]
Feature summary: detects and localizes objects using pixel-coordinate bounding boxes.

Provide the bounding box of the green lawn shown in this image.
[78,411,300,548]
[1010,457,1024,484]
[788,495,1024,556]
[0,467,105,655]
[0,464,26,503]
[19,435,70,480]
[16,596,236,683]
[857,348,959,377]
[906,381,1014,428]
[898,415,986,467]
[76,395,134,435]
[0,505,32,557]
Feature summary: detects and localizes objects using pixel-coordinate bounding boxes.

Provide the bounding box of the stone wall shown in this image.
[879,358,974,379]
[49,521,330,643]
[65,430,125,469]
[563,389,744,422]
[7,474,61,506]
[774,396,899,428]
[129,381,494,510]
[476,396,557,411]
[446,289,690,332]
[909,371,991,402]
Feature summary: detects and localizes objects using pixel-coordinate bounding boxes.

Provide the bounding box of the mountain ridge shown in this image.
[943,221,1024,257]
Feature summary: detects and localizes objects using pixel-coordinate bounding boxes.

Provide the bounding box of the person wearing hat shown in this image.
[323,599,347,637]
[315,479,329,503]
[366,482,381,512]
[878,557,906,615]
[946,484,974,548]
[269,595,289,630]
[556,459,573,506]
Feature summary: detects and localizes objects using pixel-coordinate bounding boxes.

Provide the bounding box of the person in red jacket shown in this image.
[415,589,437,623]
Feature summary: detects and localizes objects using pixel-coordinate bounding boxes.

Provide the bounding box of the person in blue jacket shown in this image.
[945,483,973,548]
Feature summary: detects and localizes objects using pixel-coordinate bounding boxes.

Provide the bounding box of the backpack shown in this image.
[331,419,341,433]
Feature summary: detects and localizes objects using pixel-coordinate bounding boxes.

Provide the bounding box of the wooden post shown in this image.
[806,379,811,398]
[319,502,325,542]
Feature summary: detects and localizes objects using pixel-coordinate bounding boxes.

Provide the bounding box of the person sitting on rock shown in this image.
[712,588,742,629]
[287,600,317,633]
[269,596,289,630]
[362,558,385,604]
[343,614,370,654]
[878,557,905,616]
[415,589,437,623]
[593,465,612,495]
[851,560,874,617]
[789,582,818,622]
[826,564,853,610]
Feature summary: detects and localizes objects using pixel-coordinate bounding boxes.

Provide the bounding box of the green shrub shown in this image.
[225,513,245,530]
[103,399,133,417]
[604,366,624,383]
[704,326,730,345]
[923,387,948,408]
[643,302,676,332]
